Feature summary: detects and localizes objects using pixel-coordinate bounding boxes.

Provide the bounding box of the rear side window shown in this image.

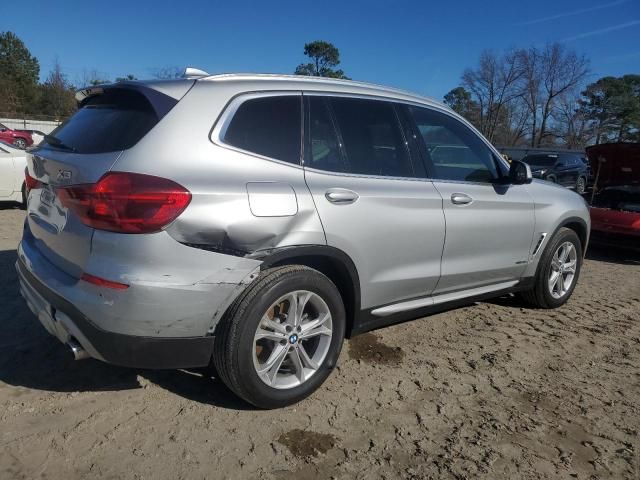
[46,89,168,154]
[408,106,500,183]
[306,97,349,173]
[223,96,301,164]
[325,97,413,177]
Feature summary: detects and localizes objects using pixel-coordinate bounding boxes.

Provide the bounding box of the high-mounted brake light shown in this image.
[57,172,192,234]
[81,273,129,290]
[25,168,42,191]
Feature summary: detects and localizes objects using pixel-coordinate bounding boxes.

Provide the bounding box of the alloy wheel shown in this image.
[548,241,577,299]
[253,290,333,389]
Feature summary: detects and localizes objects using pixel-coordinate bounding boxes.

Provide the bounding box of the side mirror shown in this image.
[509,160,532,185]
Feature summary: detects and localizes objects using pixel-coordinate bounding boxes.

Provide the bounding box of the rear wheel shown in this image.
[575,176,586,194]
[546,175,557,184]
[520,227,582,308]
[13,138,27,149]
[213,265,345,409]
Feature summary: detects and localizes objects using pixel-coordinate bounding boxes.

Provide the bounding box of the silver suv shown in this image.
[17,73,590,408]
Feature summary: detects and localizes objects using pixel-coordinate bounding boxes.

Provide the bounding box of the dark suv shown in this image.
[522,153,589,194]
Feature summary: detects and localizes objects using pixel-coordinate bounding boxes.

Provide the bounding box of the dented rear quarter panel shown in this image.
[111,81,326,255]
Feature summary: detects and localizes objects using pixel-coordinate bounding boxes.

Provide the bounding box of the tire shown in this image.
[520,227,582,309]
[213,265,346,409]
[575,176,586,195]
[13,138,27,149]
[546,175,556,184]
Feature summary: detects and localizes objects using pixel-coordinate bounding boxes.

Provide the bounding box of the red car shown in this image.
[587,143,640,250]
[0,122,34,149]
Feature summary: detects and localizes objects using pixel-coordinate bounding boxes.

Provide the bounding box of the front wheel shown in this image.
[520,227,582,308]
[213,265,345,408]
[575,176,586,194]
[13,138,27,149]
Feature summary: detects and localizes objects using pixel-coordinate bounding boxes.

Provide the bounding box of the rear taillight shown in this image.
[25,168,42,191]
[57,172,191,234]
[81,273,129,290]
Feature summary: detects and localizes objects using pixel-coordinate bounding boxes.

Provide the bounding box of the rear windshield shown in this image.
[45,89,169,154]
[523,154,558,167]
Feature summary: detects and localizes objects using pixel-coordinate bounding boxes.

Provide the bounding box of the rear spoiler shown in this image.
[74,80,196,118]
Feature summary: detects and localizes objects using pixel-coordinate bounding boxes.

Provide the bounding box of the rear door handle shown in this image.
[451,193,473,205]
[325,188,359,204]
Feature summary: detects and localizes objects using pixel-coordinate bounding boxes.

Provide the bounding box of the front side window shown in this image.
[223,95,301,165]
[408,106,501,183]
[323,97,413,177]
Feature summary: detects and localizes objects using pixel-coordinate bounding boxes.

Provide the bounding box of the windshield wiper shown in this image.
[44,134,77,153]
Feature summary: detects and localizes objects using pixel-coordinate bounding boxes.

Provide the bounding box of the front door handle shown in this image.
[325,188,359,204]
[451,193,473,205]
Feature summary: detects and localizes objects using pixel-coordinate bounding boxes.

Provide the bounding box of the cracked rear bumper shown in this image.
[17,257,216,369]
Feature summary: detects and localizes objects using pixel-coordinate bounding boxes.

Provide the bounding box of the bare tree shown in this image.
[150,66,183,80]
[77,68,110,87]
[39,57,76,119]
[536,43,589,146]
[551,93,594,148]
[517,47,542,147]
[462,50,524,143]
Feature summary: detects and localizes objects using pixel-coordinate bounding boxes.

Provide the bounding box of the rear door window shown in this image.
[223,95,302,165]
[45,88,171,154]
[305,96,349,173]
[318,97,413,177]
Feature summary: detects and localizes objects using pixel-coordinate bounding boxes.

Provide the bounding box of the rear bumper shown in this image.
[17,257,216,369]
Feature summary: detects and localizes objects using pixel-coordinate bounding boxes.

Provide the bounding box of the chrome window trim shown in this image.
[301,90,511,183]
[303,165,430,183]
[210,91,304,170]
[209,88,510,180]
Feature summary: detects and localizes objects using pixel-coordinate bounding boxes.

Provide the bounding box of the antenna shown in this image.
[182,67,210,78]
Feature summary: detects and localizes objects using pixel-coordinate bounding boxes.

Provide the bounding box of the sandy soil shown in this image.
[1,205,639,479]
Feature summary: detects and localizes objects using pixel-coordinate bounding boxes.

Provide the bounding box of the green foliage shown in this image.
[579,75,640,143]
[295,41,349,79]
[443,87,479,121]
[0,31,40,114]
[37,59,76,119]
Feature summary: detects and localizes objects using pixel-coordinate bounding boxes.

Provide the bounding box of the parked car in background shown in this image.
[0,123,34,149]
[0,141,27,206]
[522,153,590,194]
[17,73,590,408]
[586,143,640,251]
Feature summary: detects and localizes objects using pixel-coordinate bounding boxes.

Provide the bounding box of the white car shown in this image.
[0,141,27,206]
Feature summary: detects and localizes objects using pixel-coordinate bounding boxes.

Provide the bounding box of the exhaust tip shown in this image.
[68,339,90,361]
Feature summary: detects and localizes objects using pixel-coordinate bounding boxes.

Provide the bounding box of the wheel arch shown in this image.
[558,216,589,254]
[252,245,361,337]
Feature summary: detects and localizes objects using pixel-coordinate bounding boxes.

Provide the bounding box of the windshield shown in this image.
[523,154,558,167]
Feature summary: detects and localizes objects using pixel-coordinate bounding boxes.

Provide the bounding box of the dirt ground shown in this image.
[1,205,639,480]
